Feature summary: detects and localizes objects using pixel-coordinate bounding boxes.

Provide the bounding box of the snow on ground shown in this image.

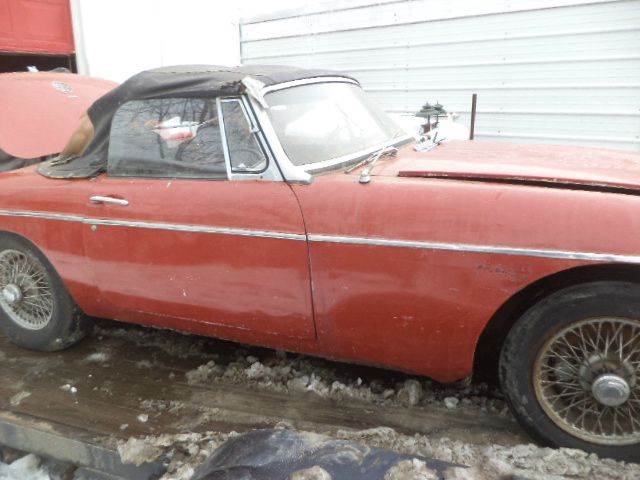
[117,432,237,480]
[83,351,110,363]
[335,427,640,480]
[0,454,50,480]
[95,324,507,415]
[178,353,513,429]
[115,425,640,480]
[182,354,507,414]
[96,324,640,480]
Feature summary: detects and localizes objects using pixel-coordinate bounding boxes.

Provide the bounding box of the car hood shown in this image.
[371,140,640,193]
[0,72,117,159]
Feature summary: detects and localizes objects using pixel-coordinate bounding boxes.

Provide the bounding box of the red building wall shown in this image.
[0,0,74,54]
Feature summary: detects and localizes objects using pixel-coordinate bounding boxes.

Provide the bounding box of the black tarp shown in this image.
[191,429,460,480]
[38,65,356,179]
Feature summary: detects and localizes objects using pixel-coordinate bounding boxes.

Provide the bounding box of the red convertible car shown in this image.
[0,66,639,461]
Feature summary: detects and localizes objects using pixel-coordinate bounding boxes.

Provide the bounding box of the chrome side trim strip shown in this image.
[87,218,306,241]
[0,210,84,223]
[1,209,638,264]
[0,209,305,241]
[308,234,640,264]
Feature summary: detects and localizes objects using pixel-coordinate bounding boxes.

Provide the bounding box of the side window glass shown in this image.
[221,99,267,173]
[108,98,226,179]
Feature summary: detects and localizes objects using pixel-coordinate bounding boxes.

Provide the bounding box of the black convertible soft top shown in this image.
[39,64,356,179]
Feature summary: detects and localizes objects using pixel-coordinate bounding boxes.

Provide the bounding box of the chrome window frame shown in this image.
[261,76,360,94]
[247,95,312,184]
[216,96,282,182]
[254,77,412,181]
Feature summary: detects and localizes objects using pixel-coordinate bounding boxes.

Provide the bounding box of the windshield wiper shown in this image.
[343,146,392,174]
[358,145,397,184]
[344,132,404,183]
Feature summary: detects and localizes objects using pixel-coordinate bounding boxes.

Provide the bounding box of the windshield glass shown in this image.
[265,82,405,167]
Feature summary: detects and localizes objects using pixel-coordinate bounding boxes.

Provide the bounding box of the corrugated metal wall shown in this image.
[241,0,640,152]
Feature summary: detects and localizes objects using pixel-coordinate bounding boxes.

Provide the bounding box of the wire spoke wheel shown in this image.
[534,317,640,445]
[0,249,54,330]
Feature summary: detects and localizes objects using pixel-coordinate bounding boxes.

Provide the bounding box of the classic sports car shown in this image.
[0,66,639,461]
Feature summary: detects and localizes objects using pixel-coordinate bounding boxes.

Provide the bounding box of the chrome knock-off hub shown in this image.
[1,283,22,305]
[592,374,631,407]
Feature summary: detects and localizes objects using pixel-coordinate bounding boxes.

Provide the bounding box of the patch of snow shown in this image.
[117,432,237,480]
[442,466,479,480]
[384,459,438,480]
[0,454,50,480]
[140,399,185,414]
[117,437,162,467]
[185,361,221,385]
[335,427,640,480]
[98,322,506,415]
[291,465,332,480]
[84,351,109,363]
[180,347,505,414]
[59,384,77,394]
[397,380,423,406]
[444,397,460,409]
[245,361,274,380]
[137,414,149,423]
[9,391,31,407]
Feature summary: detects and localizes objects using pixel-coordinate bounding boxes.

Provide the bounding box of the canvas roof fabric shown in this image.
[39,64,356,178]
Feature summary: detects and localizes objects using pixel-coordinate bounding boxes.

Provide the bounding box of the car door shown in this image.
[83,95,315,340]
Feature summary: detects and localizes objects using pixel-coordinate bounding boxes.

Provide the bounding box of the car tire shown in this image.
[0,234,86,351]
[500,281,640,462]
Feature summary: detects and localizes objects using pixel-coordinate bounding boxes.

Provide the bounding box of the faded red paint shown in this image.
[0,72,117,158]
[0,0,74,54]
[2,140,640,382]
[84,175,315,341]
[385,140,640,192]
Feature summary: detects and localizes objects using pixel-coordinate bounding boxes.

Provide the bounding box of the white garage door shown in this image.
[241,0,640,152]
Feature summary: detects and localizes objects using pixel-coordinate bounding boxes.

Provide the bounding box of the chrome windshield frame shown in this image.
[248,77,412,183]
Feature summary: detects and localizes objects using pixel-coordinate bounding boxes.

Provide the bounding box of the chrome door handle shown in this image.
[90,195,129,206]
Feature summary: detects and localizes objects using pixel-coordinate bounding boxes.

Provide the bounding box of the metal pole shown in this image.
[469,93,477,140]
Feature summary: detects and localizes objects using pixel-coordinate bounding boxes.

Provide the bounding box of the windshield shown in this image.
[265,82,405,168]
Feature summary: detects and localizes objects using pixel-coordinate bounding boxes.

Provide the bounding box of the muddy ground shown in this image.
[1,319,638,480]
